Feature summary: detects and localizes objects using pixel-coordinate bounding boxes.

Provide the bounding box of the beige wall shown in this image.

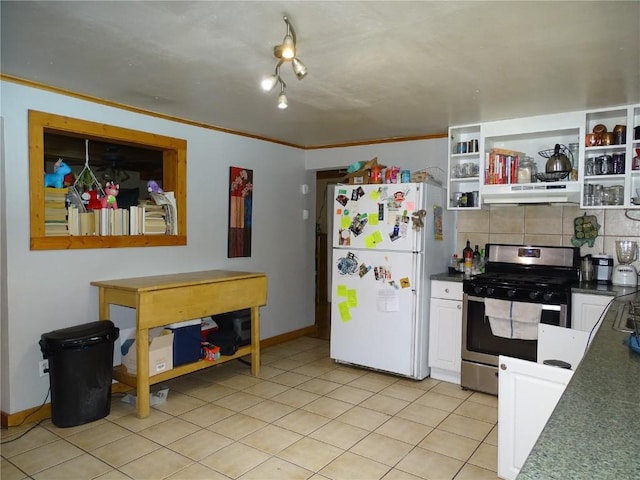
[456,205,640,272]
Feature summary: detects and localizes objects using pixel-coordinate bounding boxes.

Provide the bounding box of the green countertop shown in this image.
[517,288,640,479]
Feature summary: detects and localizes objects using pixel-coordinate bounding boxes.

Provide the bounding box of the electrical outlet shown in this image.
[39,359,49,377]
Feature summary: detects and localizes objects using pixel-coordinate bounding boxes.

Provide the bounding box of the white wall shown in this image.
[305,138,448,175]
[0,81,316,414]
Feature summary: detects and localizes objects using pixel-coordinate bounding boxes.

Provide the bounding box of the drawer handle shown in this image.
[457,304,462,310]
[444,288,450,293]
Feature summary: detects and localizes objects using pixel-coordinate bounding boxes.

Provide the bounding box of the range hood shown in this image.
[482,182,581,204]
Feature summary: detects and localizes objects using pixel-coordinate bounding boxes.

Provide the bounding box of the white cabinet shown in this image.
[447,125,481,210]
[581,105,640,208]
[481,111,582,205]
[428,280,463,383]
[571,292,613,334]
[447,103,640,209]
[497,355,574,480]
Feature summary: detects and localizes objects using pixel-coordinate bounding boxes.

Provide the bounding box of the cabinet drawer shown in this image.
[431,280,463,300]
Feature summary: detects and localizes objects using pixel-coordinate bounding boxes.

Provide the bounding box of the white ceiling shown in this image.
[2,1,639,148]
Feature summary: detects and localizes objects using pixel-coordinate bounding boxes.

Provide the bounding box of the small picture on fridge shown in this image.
[338,229,351,246]
[336,194,349,207]
[433,205,443,240]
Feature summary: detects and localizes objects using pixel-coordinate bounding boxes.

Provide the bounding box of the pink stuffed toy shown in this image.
[101,182,119,209]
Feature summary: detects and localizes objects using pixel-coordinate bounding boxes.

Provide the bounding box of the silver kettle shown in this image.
[545,144,572,174]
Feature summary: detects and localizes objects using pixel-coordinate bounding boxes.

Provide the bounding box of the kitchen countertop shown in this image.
[430,272,466,282]
[517,288,640,479]
[430,272,636,297]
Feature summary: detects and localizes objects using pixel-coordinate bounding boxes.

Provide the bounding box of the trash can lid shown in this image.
[40,320,119,349]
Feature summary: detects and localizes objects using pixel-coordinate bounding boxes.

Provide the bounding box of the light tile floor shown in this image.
[1,336,499,480]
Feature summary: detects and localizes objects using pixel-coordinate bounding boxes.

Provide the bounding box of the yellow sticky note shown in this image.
[368,214,379,226]
[341,216,351,229]
[365,235,376,248]
[338,301,352,322]
[337,285,347,297]
[347,289,358,307]
[372,231,383,244]
[370,190,380,201]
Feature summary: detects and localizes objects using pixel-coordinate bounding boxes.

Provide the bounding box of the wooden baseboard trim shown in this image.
[261,325,319,349]
[1,403,51,429]
[2,325,321,428]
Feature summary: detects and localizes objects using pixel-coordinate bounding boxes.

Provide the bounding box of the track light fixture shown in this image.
[261,15,307,109]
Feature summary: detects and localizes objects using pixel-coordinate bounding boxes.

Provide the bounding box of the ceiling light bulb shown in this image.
[281,35,295,60]
[291,58,307,80]
[277,91,288,109]
[261,75,278,92]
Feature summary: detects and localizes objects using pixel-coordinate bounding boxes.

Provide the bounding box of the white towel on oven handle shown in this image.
[484,298,542,340]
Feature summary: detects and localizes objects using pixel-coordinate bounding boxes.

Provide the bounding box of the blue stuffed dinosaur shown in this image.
[44,159,72,188]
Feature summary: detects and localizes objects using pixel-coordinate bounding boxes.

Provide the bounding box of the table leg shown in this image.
[251,306,261,376]
[97,288,110,321]
[136,326,151,418]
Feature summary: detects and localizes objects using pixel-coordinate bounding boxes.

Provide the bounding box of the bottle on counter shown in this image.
[472,245,482,274]
[463,241,473,276]
[449,254,459,273]
[463,240,473,260]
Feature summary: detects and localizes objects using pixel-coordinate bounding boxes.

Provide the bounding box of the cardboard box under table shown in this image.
[121,327,174,377]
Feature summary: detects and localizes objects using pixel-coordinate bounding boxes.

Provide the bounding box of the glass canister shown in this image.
[568,143,579,180]
[612,153,625,174]
[517,157,536,183]
[596,154,613,175]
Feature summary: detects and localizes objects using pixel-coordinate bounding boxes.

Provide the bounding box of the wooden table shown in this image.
[91,270,267,418]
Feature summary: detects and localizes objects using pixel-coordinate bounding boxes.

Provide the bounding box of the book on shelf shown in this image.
[79,212,96,236]
[485,148,523,185]
[149,191,177,235]
[67,205,80,236]
[44,187,69,236]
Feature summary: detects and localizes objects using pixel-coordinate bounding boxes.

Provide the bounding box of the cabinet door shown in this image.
[571,293,612,333]
[428,297,462,381]
[497,355,573,480]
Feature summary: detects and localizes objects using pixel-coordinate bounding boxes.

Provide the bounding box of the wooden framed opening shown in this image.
[29,110,187,250]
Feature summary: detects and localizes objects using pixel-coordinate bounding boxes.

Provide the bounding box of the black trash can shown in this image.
[39,320,119,428]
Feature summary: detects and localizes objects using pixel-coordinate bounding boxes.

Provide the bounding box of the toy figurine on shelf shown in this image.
[81,189,102,210]
[147,179,164,194]
[101,182,119,209]
[44,159,72,188]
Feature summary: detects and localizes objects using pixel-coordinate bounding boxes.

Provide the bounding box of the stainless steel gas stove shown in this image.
[461,244,580,395]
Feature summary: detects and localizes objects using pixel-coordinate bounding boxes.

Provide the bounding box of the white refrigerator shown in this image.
[330,180,453,379]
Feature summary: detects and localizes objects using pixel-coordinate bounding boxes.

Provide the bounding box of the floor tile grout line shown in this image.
[4,336,499,479]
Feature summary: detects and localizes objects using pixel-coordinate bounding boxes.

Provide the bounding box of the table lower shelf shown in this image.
[112,344,253,387]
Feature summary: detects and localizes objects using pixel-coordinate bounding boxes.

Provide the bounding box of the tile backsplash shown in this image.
[455,205,640,272]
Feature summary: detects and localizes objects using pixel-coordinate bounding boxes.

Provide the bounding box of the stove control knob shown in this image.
[543,292,554,302]
[529,291,540,300]
[486,287,495,295]
[474,286,484,295]
[507,289,516,298]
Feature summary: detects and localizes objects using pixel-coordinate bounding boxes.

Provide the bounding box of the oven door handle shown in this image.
[466,295,561,311]
[541,304,561,311]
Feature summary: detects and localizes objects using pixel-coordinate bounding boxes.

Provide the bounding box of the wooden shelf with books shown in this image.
[29,111,187,250]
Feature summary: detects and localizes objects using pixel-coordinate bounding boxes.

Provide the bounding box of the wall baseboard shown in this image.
[1,325,320,428]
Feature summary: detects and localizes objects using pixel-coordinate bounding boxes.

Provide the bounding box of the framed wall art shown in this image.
[228,166,253,258]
